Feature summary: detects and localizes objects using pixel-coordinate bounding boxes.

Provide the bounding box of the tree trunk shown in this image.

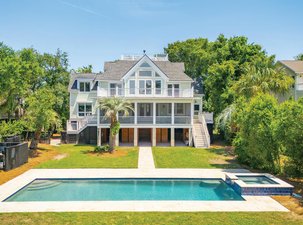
[109,130,115,154]
[29,130,41,156]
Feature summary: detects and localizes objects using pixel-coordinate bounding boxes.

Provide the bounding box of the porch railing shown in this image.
[137,116,153,124]
[156,116,172,124]
[97,87,193,98]
[174,116,191,124]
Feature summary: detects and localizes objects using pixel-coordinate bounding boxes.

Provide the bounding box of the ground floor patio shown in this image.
[97,127,191,147]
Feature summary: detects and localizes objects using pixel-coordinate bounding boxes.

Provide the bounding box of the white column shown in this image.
[134,102,137,124]
[191,102,194,125]
[153,102,156,125]
[97,128,102,146]
[152,128,156,147]
[189,128,192,147]
[171,103,175,124]
[97,109,101,146]
[97,108,100,125]
[171,128,175,147]
[134,127,138,146]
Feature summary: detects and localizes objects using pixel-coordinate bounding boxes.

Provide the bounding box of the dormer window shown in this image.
[140,62,151,67]
[139,70,152,77]
[79,81,90,92]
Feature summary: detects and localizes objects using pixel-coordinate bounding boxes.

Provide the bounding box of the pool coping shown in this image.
[0,169,289,212]
[225,173,294,188]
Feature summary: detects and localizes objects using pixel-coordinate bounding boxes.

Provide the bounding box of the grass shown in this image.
[0,212,302,225]
[36,144,139,168]
[0,144,58,185]
[152,146,241,168]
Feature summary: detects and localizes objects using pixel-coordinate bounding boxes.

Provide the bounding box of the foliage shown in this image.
[23,88,60,150]
[231,65,293,99]
[275,98,303,176]
[0,120,25,141]
[165,34,275,115]
[98,97,133,152]
[233,94,281,173]
[94,144,110,153]
[295,53,303,60]
[76,64,93,73]
[0,42,69,128]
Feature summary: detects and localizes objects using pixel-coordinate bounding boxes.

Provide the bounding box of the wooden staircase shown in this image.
[192,114,210,148]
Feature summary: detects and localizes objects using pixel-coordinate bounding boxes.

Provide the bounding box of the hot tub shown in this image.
[225,173,294,196]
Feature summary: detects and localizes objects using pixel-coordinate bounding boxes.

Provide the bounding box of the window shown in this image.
[79,82,90,92]
[139,70,152,77]
[155,80,162,94]
[91,81,98,91]
[176,103,184,115]
[194,104,200,111]
[139,80,152,95]
[78,103,92,117]
[130,72,135,77]
[140,62,151,67]
[71,80,77,89]
[155,73,160,77]
[129,80,135,94]
[167,84,173,96]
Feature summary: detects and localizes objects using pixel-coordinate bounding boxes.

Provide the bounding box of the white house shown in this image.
[278,60,303,101]
[66,54,211,148]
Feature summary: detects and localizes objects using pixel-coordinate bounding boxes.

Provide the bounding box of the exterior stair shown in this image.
[192,114,210,148]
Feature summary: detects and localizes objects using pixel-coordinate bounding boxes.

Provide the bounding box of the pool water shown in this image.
[4,178,243,202]
[237,176,278,184]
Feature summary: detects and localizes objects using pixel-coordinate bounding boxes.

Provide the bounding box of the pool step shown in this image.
[27,180,61,191]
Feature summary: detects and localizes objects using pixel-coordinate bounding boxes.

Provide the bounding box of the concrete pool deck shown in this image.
[0,147,289,212]
[0,168,289,212]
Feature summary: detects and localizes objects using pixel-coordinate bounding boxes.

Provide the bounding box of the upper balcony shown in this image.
[97,87,193,98]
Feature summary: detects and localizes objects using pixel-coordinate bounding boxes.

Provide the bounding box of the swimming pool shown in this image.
[237,175,278,184]
[4,178,244,202]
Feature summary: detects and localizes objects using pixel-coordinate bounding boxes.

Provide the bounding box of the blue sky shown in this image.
[0,0,302,72]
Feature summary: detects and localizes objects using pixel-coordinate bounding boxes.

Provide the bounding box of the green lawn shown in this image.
[0,212,302,225]
[152,146,241,168]
[36,144,138,168]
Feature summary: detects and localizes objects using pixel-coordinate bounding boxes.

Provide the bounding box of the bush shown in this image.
[94,145,110,153]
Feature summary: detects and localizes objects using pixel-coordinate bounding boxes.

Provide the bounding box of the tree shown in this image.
[165,34,275,115]
[24,88,60,152]
[295,53,303,61]
[231,64,293,99]
[98,98,133,153]
[76,65,93,73]
[233,94,280,173]
[275,99,303,176]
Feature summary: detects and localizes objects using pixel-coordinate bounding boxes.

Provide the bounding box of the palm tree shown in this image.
[231,65,293,99]
[98,97,133,153]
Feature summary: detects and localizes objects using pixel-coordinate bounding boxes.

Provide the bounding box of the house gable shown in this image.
[122,55,169,82]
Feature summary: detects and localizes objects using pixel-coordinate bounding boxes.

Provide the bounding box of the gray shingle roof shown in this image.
[279,60,303,74]
[99,59,193,81]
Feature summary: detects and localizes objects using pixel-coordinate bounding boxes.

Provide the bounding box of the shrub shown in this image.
[94,145,110,153]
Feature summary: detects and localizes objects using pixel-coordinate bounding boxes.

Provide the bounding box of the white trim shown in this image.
[122,55,169,82]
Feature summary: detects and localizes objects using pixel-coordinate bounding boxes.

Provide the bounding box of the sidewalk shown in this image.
[138,147,155,170]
